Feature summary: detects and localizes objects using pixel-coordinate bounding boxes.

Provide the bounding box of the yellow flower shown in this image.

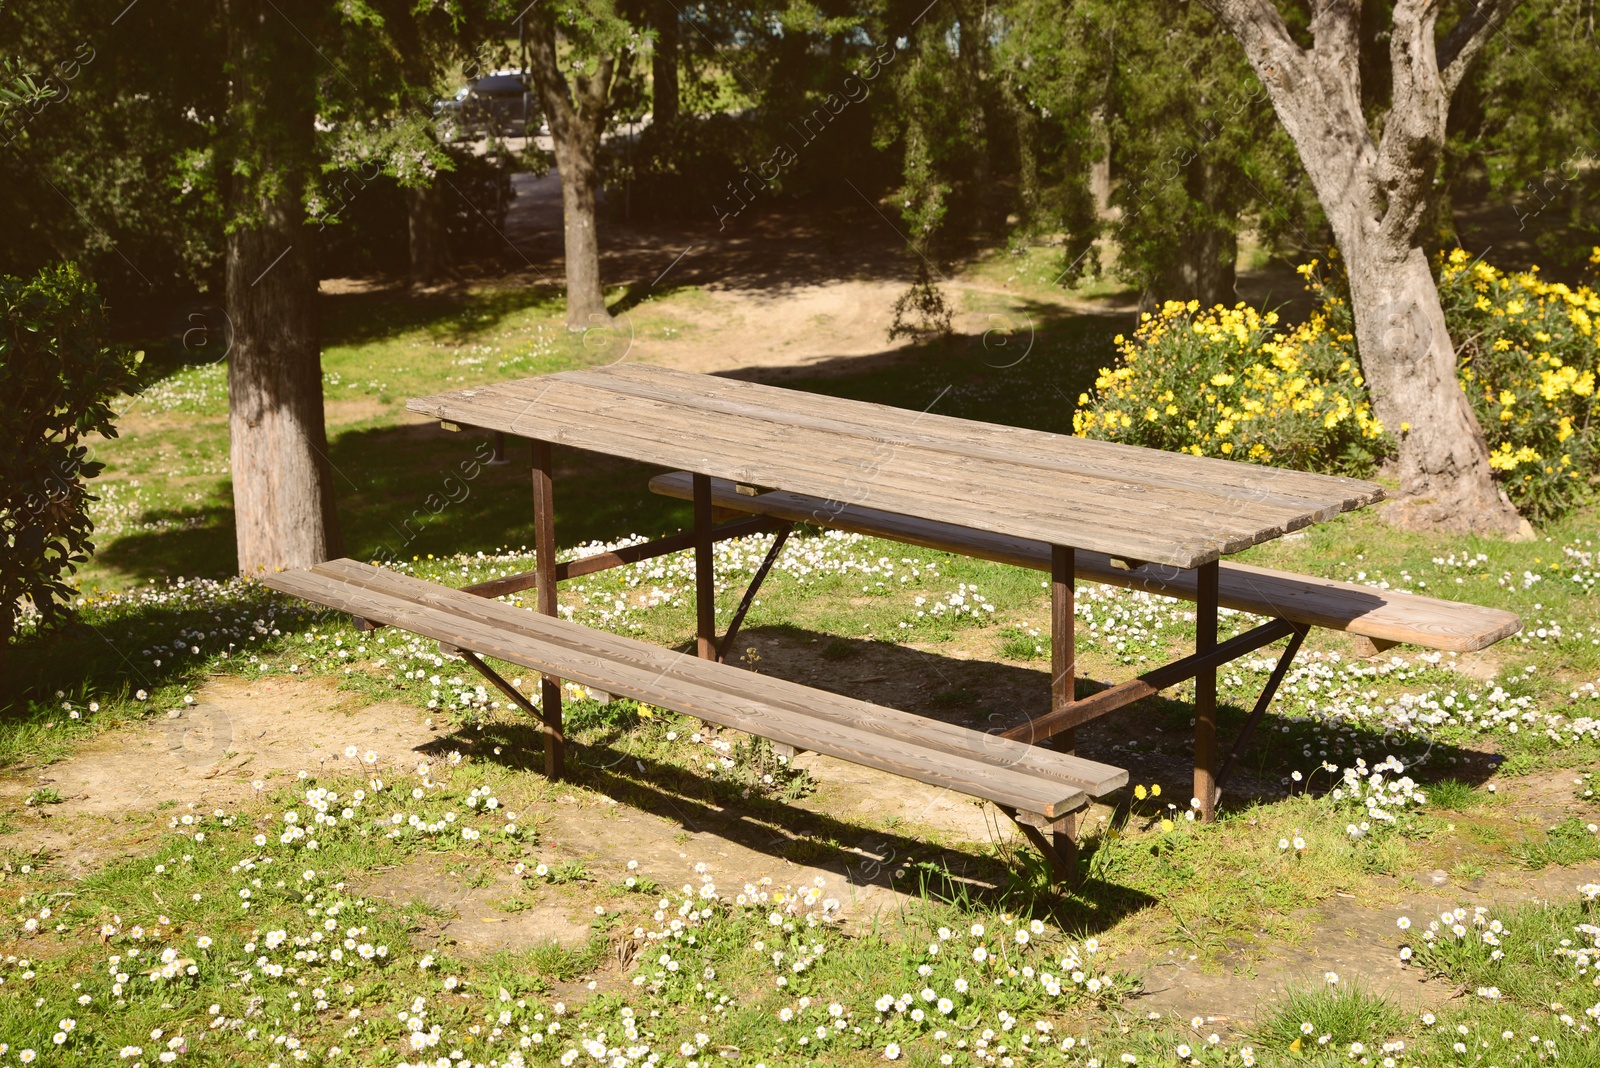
[1134,785,1147,800]
[1220,441,1234,454]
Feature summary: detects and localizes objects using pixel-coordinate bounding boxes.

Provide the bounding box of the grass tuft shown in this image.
[1252,980,1407,1054]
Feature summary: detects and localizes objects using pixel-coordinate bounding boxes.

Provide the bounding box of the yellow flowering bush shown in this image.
[1076,249,1600,520]
[1437,248,1599,520]
[1072,299,1387,475]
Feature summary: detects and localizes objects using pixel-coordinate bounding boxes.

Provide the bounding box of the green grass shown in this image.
[6,262,1600,1067]
[1420,778,1483,810]
[1251,980,1408,1058]
[1508,817,1600,869]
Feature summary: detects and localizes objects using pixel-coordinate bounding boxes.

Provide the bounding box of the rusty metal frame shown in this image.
[532,439,563,777]
[999,805,1079,889]
[431,433,1309,853]
[1001,617,1299,744]
[459,515,781,600]
[1215,621,1310,791]
[716,521,795,663]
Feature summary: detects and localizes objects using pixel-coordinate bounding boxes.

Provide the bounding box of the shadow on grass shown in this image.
[94,306,1128,584]
[417,717,1162,930]
[400,622,1495,923]
[128,283,570,399]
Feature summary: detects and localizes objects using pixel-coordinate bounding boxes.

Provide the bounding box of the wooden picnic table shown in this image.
[405,364,1386,829]
[266,362,1517,886]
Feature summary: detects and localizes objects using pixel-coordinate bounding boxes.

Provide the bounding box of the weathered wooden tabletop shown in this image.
[408,364,1384,569]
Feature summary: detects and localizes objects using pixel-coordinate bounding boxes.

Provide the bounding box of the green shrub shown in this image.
[1073,296,1387,476]
[1075,249,1600,519]
[0,263,141,675]
[1436,248,1600,520]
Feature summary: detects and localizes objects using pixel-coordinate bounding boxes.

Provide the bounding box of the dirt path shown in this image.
[491,169,1141,376]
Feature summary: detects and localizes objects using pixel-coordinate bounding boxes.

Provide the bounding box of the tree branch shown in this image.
[1194,0,1305,90]
[1375,0,1447,242]
[574,55,615,138]
[1438,0,1523,96]
[1307,0,1361,71]
[524,12,576,144]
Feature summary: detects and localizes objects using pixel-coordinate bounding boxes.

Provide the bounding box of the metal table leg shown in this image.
[532,439,564,777]
[1049,544,1079,886]
[1194,560,1219,821]
[693,473,717,660]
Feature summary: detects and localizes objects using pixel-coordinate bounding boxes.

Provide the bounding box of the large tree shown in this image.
[524,0,637,328]
[222,0,343,572]
[1196,0,1531,536]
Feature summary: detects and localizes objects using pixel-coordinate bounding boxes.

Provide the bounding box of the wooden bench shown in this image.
[649,472,1521,654]
[262,559,1129,885]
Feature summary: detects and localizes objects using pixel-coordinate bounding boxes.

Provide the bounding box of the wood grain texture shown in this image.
[649,473,1521,653]
[407,365,1383,569]
[262,562,1127,816]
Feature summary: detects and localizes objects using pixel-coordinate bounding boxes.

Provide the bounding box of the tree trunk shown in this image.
[224,0,343,573]
[1089,106,1112,218]
[551,132,610,327]
[407,182,453,285]
[652,0,679,132]
[1012,94,1040,226]
[956,0,991,231]
[1149,231,1237,309]
[1149,158,1237,307]
[1345,244,1532,535]
[1196,0,1527,536]
[525,13,615,328]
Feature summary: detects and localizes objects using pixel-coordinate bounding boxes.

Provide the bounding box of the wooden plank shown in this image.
[309,558,1128,798]
[590,365,1382,512]
[649,473,1522,653]
[456,376,1343,539]
[407,380,1345,568]
[267,568,1085,817]
[264,563,1116,815]
[411,382,1283,551]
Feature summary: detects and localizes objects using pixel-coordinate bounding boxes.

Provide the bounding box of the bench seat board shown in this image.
[648,473,1521,653]
[264,561,1126,817]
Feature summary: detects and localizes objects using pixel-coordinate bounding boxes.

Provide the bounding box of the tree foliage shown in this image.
[0,263,140,661]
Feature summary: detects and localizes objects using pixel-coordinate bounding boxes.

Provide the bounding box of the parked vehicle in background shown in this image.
[435,71,537,140]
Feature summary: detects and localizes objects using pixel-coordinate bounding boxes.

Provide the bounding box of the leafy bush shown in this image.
[0,263,140,671]
[1075,250,1600,519]
[1072,298,1386,476]
[1437,248,1600,519]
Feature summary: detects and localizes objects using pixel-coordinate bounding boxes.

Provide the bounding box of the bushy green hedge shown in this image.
[1,263,141,665]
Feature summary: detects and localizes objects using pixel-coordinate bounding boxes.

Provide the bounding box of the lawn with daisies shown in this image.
[6,280,1600,1068]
